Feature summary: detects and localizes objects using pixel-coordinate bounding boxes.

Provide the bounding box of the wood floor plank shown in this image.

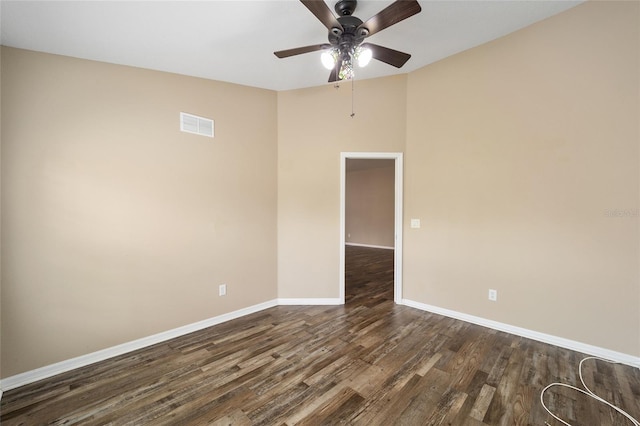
[295,386,365,426]
[282,383,347,425]
[2,245,639,425]
[469,384,497,421]
[452,369,492,424]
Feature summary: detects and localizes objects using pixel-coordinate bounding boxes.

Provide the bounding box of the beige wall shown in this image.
[0,48,278,376]
[277,76,406,298]
[404,1,639,356]
[0,39,3,381]
[346,161,395,247]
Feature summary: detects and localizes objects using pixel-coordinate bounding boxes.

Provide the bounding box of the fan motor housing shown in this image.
[328,15,366,48]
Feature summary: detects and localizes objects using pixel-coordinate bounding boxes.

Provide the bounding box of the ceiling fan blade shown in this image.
[274,44,331,58]
[328,57,343,82]
[363,43,411,68]
[301,0,344,32]
[358,0,421,37]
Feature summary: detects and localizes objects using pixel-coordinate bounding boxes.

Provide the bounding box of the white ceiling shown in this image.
[0,0,582,91]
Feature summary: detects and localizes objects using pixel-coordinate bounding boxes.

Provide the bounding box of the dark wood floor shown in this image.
[2,245,639,425]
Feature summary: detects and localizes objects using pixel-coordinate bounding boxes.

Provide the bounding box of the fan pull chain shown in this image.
[350,77,356,118]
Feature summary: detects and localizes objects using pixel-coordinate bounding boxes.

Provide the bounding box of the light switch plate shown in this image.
[410,219,421,229]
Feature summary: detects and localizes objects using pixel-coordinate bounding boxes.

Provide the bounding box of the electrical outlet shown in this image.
[219,284,227,296]
[488,289,497,302]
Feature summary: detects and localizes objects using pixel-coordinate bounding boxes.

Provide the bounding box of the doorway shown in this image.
[339,152,403,304]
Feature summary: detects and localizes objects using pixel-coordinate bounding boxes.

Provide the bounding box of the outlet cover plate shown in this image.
[488,289,497,301]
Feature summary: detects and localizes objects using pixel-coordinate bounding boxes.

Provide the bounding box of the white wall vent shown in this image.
[180,112,214,138]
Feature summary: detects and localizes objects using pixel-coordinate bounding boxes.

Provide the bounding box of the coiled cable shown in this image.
[540,356,639,426]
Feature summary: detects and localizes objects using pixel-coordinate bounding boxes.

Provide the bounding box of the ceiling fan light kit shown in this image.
[321,50,338,70]
[274,0,422,83]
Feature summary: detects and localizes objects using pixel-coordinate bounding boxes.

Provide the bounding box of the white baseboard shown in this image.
[402,299,640,368]
[0,299,278,392]
[345,242,394,250]
[5,297,637,394]
[277,298,342,305]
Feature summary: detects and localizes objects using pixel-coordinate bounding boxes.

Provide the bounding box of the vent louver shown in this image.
[180,112,214,138]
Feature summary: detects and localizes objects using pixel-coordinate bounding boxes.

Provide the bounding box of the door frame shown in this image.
[339,152,404,304]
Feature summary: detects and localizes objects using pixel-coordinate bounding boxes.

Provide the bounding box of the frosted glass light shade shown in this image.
[357,47,372,67]
[321,51,336,70]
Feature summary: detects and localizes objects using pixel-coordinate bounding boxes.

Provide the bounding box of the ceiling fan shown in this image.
[274,0,422,83]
